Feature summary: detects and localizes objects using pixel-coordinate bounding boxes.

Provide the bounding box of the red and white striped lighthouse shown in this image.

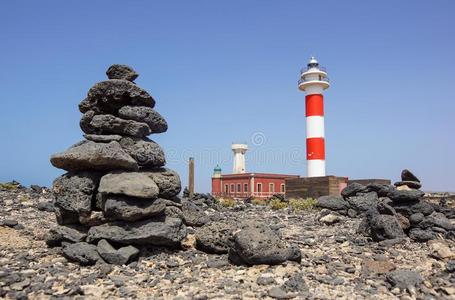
[298,57,330,177]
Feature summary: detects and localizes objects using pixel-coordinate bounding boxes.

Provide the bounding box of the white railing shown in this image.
[298,77,330,85]
[301,66,327,73]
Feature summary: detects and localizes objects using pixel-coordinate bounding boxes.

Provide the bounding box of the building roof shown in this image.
[220,172,300,179]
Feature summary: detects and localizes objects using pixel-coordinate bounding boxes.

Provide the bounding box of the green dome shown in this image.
[214,165,222,172]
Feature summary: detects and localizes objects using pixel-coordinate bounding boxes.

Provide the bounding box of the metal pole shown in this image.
[189,157,195,198]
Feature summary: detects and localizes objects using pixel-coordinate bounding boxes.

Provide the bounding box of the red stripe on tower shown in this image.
[305,94,324,116]
[306,137,325,160]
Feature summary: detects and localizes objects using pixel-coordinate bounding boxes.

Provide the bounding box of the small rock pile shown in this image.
[360,170,454,242]
[47,65,186,265]
[182,187,220,210]
[317,169,455,243]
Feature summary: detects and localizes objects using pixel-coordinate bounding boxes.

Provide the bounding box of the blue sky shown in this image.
[0,1,454,192]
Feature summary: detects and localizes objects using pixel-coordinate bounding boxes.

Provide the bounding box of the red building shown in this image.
[211,165,299,199]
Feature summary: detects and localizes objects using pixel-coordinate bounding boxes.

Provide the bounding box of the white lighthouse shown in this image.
[232,143,248,174]
[298,57,330,177]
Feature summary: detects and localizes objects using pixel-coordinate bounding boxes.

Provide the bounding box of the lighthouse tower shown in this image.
[298,57,330,177]
[232,143,248,174]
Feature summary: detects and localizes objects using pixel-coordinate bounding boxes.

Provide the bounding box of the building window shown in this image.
[237,184,241,193]
[257,183,262,193]
[269,183,275,193]
[244,183,248,193]
[281,184,285,193]
[224,185,229,193]
[230,184,234,193]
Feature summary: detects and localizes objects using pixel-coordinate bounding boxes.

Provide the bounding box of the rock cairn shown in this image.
[47,65,186,265]
[316,169,455,243]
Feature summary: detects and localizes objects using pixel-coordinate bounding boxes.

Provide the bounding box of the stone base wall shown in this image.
[348,179,391,186]
[285,176,348,199]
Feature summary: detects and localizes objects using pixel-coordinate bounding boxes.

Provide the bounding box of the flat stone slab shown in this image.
[86,216,187,247]
[103,196,166,221]
[99,172,159,199]
[50,141,138,172]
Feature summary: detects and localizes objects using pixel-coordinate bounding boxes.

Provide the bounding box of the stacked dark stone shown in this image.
[47,65,186,265]
[182,187,221,210]
[358,170,454,242]
[316,169,455,243]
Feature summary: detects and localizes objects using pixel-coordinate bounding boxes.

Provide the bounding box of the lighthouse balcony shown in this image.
[300,66,327,77]
[298,77,330,90]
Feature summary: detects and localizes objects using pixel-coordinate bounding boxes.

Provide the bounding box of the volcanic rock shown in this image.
[79,110,96,134]
[37,201,54,212]
[386,269,423,289]
[391,199,434,217]
[195,220,236,254]
[181,201,209,227]
[346,192,378,214]
[376,201,396,215]
[62,242,102,266]
[97,239,139,265]
[144,168,181,198]
[83,114,152,137]
[86,216,186,247]
[2,219,18,227]
[369,215,405,241]
[419,212,454,231]
[102,196,166,221]
[341,183,367,198]
[366,183,393,197]
[164,205,184,219]
[50,141,138,172]
[83,134,122,143]
[98,172,159,199]
[228,222,301,266]
[409,213,424,225]
[409,228,437,242]
[446,260,455,273]
[79,79,155,114]
[387,189,425,203]
[46,225,87,247]
[401,169,420,182]
[316,195,348,211]
[106,64,139,81]
[52,172,101,225]
[119,137,165,167]
[118,106,168,133]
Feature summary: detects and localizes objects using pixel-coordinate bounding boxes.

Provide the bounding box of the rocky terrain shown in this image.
[1,184,454,299]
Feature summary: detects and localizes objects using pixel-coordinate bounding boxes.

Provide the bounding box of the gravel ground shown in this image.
[1,187,454,299]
